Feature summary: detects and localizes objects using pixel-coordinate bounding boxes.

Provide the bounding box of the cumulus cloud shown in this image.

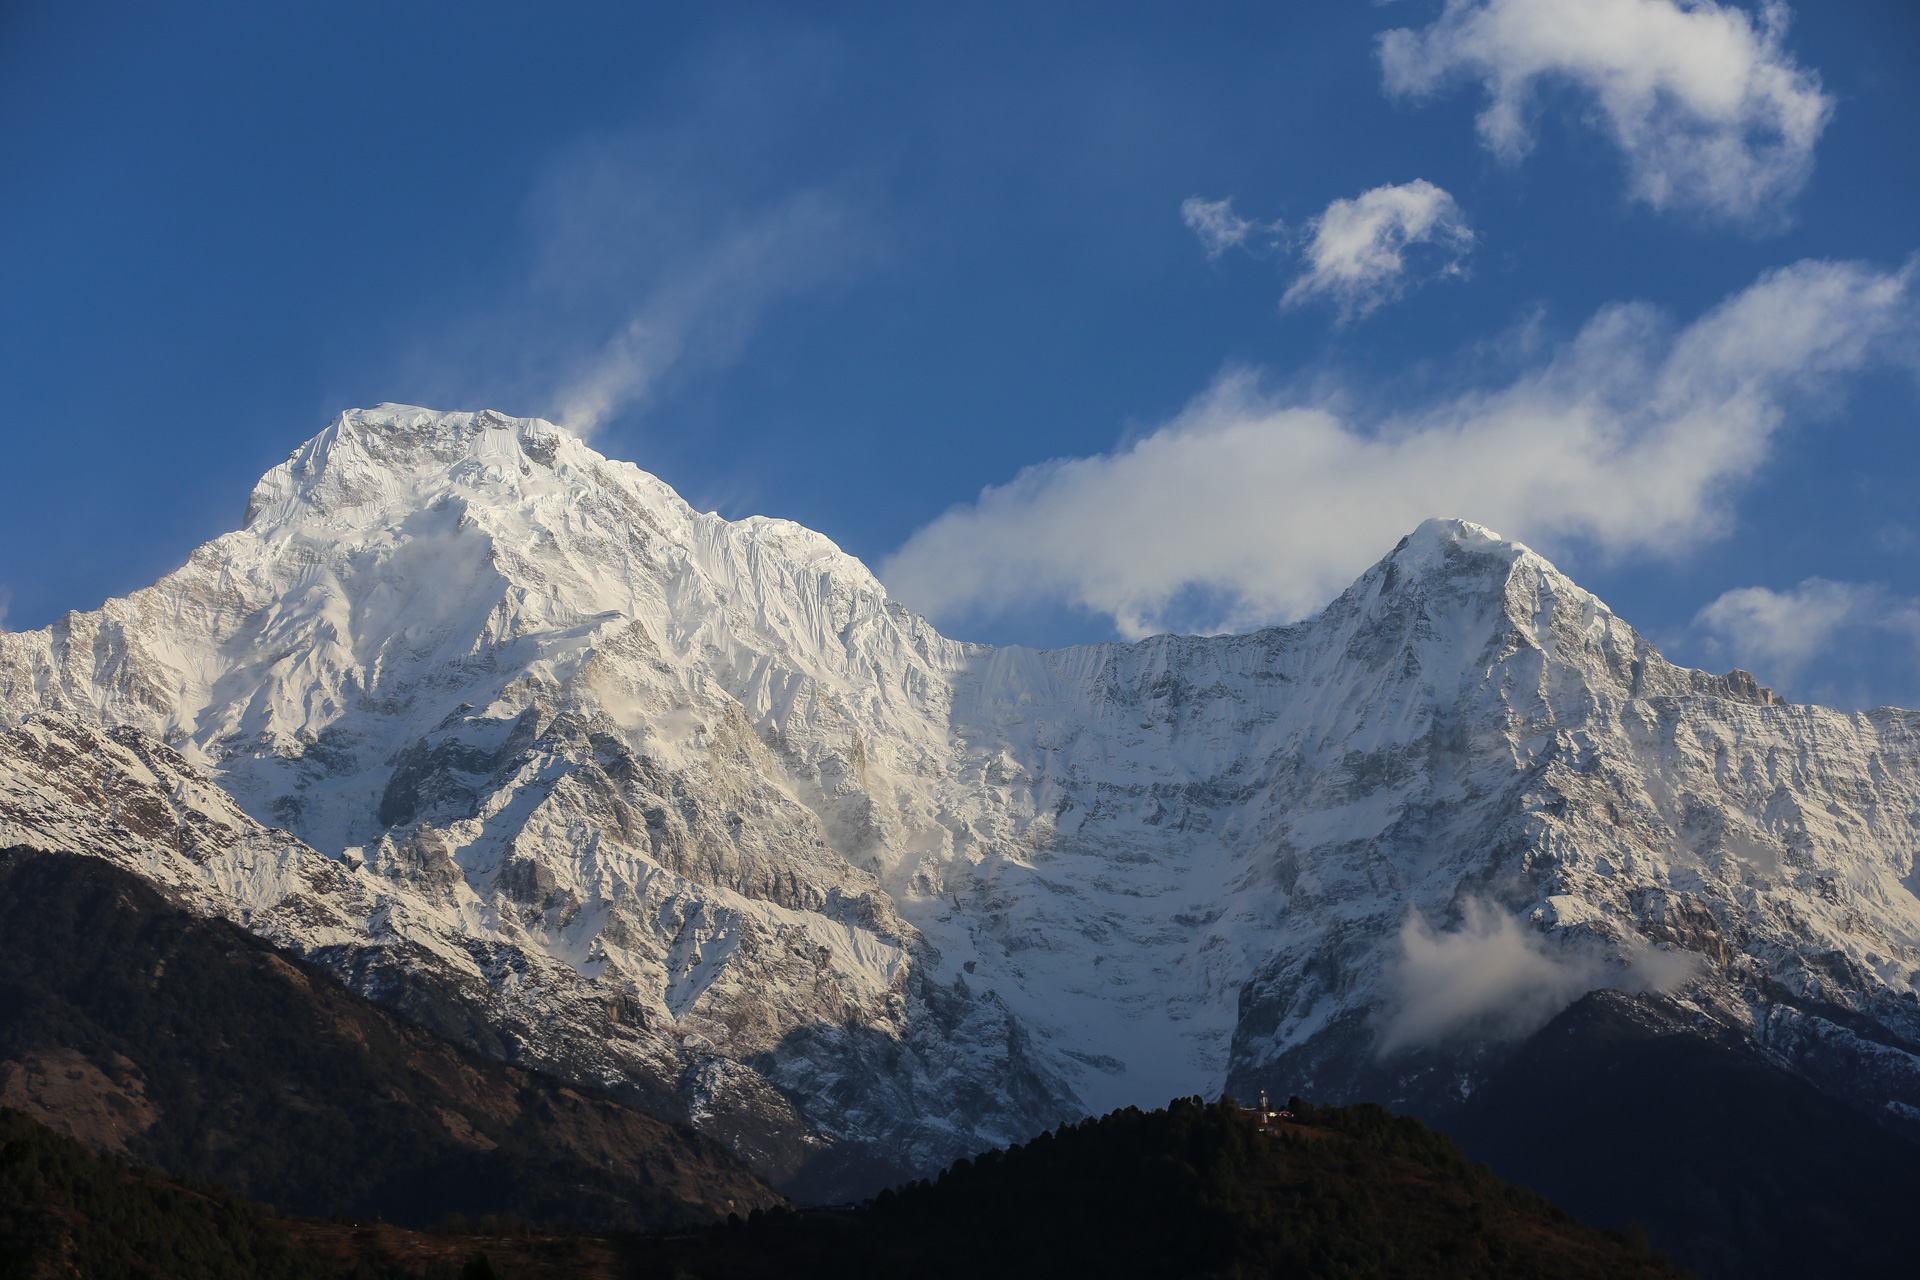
[1374,900,1701,1055]
[1283,180,1474,320]
[1687,578,1920,682]
[1378,0,1833,226]
[881,258,1914,640]
[1182,182,1469,319]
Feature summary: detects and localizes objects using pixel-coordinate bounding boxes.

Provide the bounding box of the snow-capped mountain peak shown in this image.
[244,405,573,526]
[4,407,1917,1197]
[242,403,890,619]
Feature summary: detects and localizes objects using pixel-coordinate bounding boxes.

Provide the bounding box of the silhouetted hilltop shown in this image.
[3,1092,1689,1279]
[634,1096,1691,1279]
[1,1107,639,1278]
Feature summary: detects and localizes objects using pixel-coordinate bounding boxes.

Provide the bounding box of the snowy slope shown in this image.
[5,404,1920,1184]
[0,710,694,1130]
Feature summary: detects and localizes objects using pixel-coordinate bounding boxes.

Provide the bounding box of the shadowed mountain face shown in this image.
[1436,990,1920,1280]
[0,848,780,1229]
[2,405,1919,1203]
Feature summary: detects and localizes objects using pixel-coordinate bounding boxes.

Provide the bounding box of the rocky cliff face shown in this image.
[4,404,1918,1191]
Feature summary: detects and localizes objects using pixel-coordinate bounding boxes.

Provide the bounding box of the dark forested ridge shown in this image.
[0,1106,334,1280]
[1,1095,1686,1280]
[638,1097,1691,1280]
[0,848,779,1231]
[0,1106,639,1279]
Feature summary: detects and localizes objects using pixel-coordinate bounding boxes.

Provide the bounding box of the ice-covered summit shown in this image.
[2,407,1916,1195]
[243,405,578,526]
[242,403,891,613]
[1392,515,1529,565]
[1339,516,1591,624]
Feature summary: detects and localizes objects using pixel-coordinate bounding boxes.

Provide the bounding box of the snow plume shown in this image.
[400,38,874,439]
[1283,180,1474,321]
[883,258,1915,640]
[1378,0,1832,226]
[1687,579,1920,684]
[1375,902,1606,1054]
[551,188,858,435]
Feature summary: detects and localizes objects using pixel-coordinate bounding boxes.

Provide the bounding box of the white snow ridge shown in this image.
[5,404,1920,1196]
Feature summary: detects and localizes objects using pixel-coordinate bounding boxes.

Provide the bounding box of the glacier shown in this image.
[4,403,1919,1193]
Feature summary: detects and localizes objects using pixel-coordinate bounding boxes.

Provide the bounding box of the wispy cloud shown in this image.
[1180,196,1273,260]
[1375,901,1605,1054]
[1283,180,1474,321]
[882,258,1915,640]
[1374,900,1698,1055]
[550,188,860,435]
[1379,0,1833,227]
[398,36,877,440]
[1686,578,1920,686]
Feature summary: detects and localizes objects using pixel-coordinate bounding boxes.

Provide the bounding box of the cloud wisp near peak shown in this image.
[883,257,1915,641]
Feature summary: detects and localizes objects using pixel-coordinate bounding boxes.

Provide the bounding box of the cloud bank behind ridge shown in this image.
[882,258,1915,640]
[1680,578,1920,705]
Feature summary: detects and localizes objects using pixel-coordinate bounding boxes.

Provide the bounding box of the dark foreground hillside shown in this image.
[2,1106,333,1280]
[640,1097,1690,1280]
[0,848,779,1230]
[1442,990,1920,1280]
[1,1097,1684,1280]
[0,1106,635,1279]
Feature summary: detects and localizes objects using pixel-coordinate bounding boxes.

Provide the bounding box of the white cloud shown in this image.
[881,258,1914,640]
[1283,179,1474,320]
[1181,196,1261,259]
[1688,578,1920,681]
[1375,901,1605,1054]
[1378,0,1833,226]
[1374,900,1700,1054]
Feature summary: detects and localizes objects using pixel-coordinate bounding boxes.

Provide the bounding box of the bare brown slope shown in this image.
[0,847,781,1229]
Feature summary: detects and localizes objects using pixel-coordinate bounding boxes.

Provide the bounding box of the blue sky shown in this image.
[3,0,1918,707]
